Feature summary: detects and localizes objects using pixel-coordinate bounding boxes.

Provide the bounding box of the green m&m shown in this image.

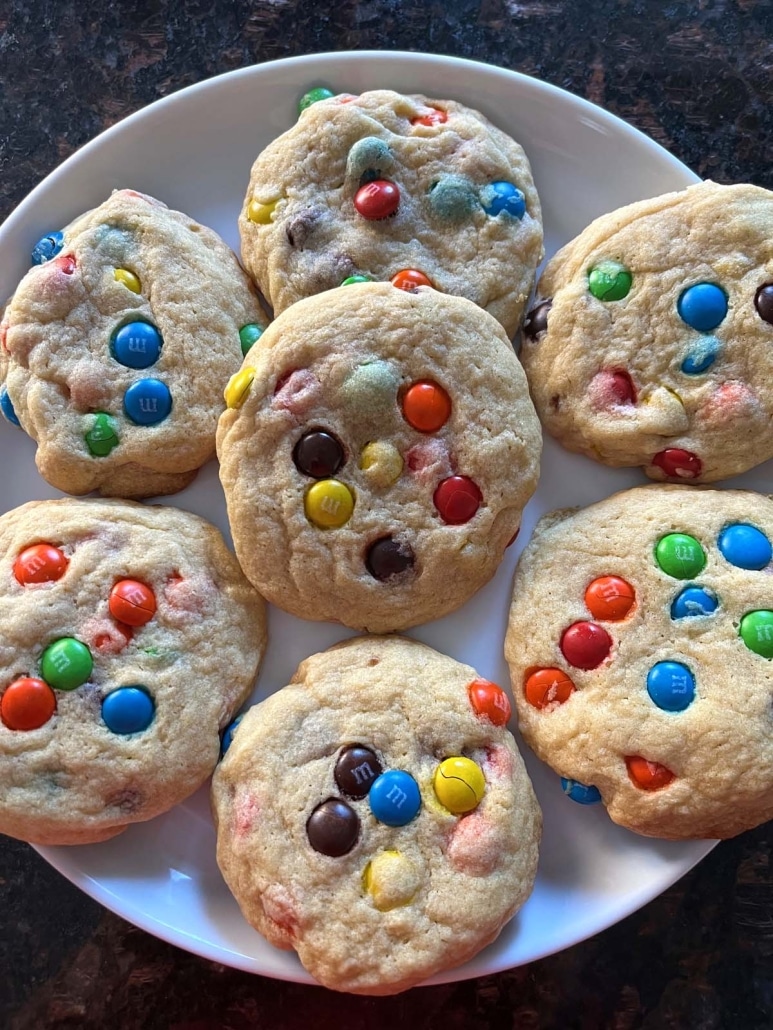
[298,87,335,114]
[739,611,773,659]
[341,274,371,286]
[239,323,264,357]
[654,533,706,579]
[588,260,632,301]
[84,412,119,457]
[40,638,93,691]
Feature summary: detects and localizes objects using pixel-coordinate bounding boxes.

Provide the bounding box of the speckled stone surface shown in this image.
[2,0,773,1026]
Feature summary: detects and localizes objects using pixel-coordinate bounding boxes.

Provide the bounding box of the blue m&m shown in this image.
[111,321,163,370]
[0,385,20,427]
[123,379,172,425]
[646,661,695,712]
[681,336,721,375]
[677,283,728,332]
[561,778,601,805]
[717,523,772,571]
[368,769,421,826]
[671,585,719,619]
[31,230,64,265]
[101,687,155,735]
[481,181,525,219]
[220,715,243,757]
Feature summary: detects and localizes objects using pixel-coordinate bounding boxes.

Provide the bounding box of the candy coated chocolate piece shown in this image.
[347,136,392,180]
[677,282,728,331]
[584,576,636,621]
[365,537,415,581]
[40,638,93,691]
[224,368,255,410]
[14,543,68,585]
[607,370,637,405]
[341,274,371,285]
[298,86,335,113]
[220,715,243,757]
[560,622,612,670]
[651,447,703,480]
[433,756,485,814]
[0,385,20,427]
[53,254,76,275]
[468,678,511,725]
[402,380,451,433]
[433,476,482,525]
[391,269,433,291]
[739,610,773,659]
[411,108,448,127]
[655,533,706,579]
[101,686,155,735]
[123,378,172,425]
[306,798,360,856]
[481,181,525,219]
[109,579,157,626]
[755,283,773,324]
[681,336,721,375]
[334,745,383,798]
[354,180,400,220]
[110,321,160,370]
[304,479,355,528]
[359,441,403,488]
[293,430,345,479]
[524,667,575,709]
[85,412,120,457]
[369,770,421,826]
[646,660,696,712]
[362,850,419,910]
[561,778,601,804]
[717,523,772,571]
[670,585,718,619]
[239,323,263,357]
[523,300,551,341]
[247,199,279,224]
[428,175,478,224]
[625,755,675,791]
[588,260,632,302]
[31,230,63,265]
[114,268,141,293]
[1,677,56,731]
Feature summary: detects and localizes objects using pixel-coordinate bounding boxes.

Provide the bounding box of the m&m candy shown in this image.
[524,668,575,709]
[588,261,632,301]
[584,576,636,621]
[354,180,400,220]
[114,268,141,293]
[101,687,155,735]
[401,380,451,433]
[239,324,263,357]
[654,533,706,578]
[481,181,525,219]
[670,585,718,619]
[363,850,419,910]
[561,778,601,805]
[109,580,157,627]
[468,678,511,725]
[111,322,163,369]
[298,86,335,113]
[123,379,172,425]
[433,476,482,525]
[304,479,355,528]
[31,230,64,265]
[306,798,360,856]
[224,368,255,410]
[677,282,728,331]
[646,661,696,712]
[13,543,68,585]
[391,269,433,291]
[560,622,612,670]
[625,755,675,791]
[717,523,772,571]
[40,638,93,691]
[0,386,20,427]
[652,448,703,480]
[739,611,773,659]
[1,677,56,731]
[369,770,421,826]
[433,757,485,814]
[293,430,344,479]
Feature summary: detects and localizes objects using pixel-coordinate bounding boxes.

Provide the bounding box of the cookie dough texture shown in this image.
[0,499,267,845]
[212,636,541,995]
[239,89,543,336]
[521,181,773,482]
[1,190,267,498]
[505,485,773,840]
[217,283,541,633]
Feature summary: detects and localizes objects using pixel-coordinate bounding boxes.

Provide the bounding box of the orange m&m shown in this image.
[411,108,448,127]
[13,543,68,585]
[109,580,157,626]
[1,677,56,731]
[524,668,576,710]
[584,576,636,621]
[468,678,511,726]
[625,755,675,791]
[402,380,451,433]
[391,269,434,292]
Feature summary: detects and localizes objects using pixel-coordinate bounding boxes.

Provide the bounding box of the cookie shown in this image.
[0,498,267,845]
[212,636,541,995]
[216,282,541,632]
[505,484,773,840]
[521,181,773,483]
[0,190,268,498]
[239,88,543,336]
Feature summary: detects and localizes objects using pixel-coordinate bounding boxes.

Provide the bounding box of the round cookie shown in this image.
[239,88,543,337]
[505,484,773,840]
[216,282,542,633]
[0,190,268,498]
[521,181,773,483]
[0,498,267,845]
[211,636,541,995]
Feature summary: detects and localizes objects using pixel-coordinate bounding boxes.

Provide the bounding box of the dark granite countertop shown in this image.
[2,1,773,1027]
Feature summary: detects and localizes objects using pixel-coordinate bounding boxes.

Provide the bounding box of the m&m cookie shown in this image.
[505,485,773,840]
[0,499,266,845]
[0,190,267,497]
[216,282,541,632]
[521,181,773,482]
[212,636,540,995]
[238,88,543,336]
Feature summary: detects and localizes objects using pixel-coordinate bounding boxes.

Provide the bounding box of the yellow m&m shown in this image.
[360,441,403,488]
[362,850,419,911]
[224,368,255,409]
[114,268,141,293]
[304,479,355,528]
[433,757,485,814]
[247,199,279,224]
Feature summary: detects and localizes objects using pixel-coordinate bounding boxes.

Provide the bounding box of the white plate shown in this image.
[2,51,768,987]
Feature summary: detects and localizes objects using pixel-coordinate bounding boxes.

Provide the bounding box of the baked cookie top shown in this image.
[212,635,541,995]
[216,282,541,633]
[0,498,267,845]
[0,190,267,498]
[521,181,773,483]
[239,89,543,336]
[505,484,773,840]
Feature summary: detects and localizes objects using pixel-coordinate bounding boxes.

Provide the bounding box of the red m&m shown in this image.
[434,476,482,525]
[109,580,157,626]
[14,543,68,585]
[468,678,511,725]
[560,622,612,669]
[1,677,56,731]
[651,448,702,480]
[354,180,400,220]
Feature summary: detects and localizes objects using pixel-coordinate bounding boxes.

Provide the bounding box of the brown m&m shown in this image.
[306,798,360,856]
[366,537,415,581]
[334,745,382,798]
